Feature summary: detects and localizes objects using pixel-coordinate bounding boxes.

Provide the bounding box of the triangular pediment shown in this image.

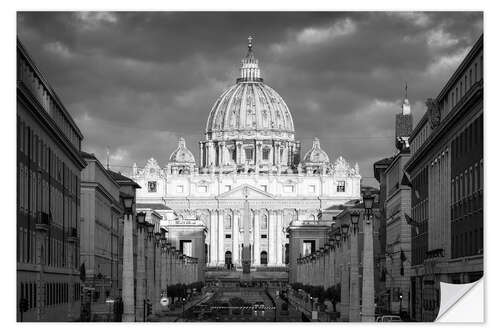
[217,184,274,199]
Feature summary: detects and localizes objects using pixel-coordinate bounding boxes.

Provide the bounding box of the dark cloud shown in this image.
[17,11,483,185]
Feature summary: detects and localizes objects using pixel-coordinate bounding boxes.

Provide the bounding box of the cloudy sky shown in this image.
[17,12,482,186]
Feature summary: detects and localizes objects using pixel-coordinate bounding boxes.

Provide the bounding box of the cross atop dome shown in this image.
[248,35,253,51]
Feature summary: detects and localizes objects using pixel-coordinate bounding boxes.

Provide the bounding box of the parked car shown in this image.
[375,315,402,322]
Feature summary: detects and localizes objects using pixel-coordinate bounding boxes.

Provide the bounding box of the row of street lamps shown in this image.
[295,194,375,322]
[120,196,199,322]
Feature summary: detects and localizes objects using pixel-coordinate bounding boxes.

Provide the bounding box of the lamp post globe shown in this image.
[122,196,134,214]
[341,224,349,236]
[146,222,154,237]
[363,194,375,210]
[136,211,146,225]
[350,211,360,226]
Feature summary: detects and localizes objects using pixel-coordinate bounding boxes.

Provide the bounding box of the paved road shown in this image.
[173,287,303,322]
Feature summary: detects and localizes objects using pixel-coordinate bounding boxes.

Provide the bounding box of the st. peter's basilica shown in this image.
[131,37,362,270]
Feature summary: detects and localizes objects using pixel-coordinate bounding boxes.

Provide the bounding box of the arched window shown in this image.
[224,214,232,230]
[309,214,316,221]
[260,251,268,266]
[260,214,268,230]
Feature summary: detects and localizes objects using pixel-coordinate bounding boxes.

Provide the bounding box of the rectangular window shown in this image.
[198,185,208,193]
[308,185,316,193]
[260,185,267,192]
[337,181,346,192]
[262,148,270,161]
[283,185,294,193]
[245,148,253,162]
[147,181,157,193]
[302,240,315,256]
[175,185,184,193]
[225,234,231,239]
[225,185,231,192]
[261,234,267,239]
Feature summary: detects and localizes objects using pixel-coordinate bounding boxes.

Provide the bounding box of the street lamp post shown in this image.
[154,230,162,315]
[121,195,135,322]
[349,211,361,322]
[145,221,155,318]
[340,224,349,321]
[135,211,146,322]
[361,194,375,322]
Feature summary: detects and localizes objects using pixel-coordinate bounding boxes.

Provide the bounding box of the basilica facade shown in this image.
[131,38,361,268]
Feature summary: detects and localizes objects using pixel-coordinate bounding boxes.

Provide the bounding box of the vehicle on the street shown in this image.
[375,315,402,322]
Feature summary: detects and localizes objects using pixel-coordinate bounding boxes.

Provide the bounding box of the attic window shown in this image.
[337,181,346,192]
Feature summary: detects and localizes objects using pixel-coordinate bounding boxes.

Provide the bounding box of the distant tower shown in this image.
[395,83,413,152]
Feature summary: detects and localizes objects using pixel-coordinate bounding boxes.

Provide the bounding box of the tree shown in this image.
[325,284,341,313]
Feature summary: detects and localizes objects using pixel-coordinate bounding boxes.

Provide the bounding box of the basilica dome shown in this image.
[302,137,330,165]
[169,137,195,164]
[205,38,295,141]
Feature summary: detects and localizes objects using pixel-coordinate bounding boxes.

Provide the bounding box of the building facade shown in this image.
[17,39,86,321]
[132,38,361,270]
[80,152,123,319]
[405,35,483,321]
[375,96,414,315]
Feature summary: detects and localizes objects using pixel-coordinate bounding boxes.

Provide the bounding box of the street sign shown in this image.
[312,311,318,320]
[160,297,170,307]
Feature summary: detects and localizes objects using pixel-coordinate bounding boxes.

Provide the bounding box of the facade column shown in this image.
[218,210,225,265]
[256,141,262,166]
[276,211,283,265]
[253,210,260,266]
[122,214,135,322]
[35,227,47,320]
[135,227,145,321]
[199,142,204,167]
[236,141,242,164]
[209,210,217,266]
[221,142,226,166]
[232,210,240,265]
[208,141,215,166]
[268,210,277,265]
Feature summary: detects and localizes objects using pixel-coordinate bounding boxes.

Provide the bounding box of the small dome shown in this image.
[303,138,330,164]
[169,137,195,164]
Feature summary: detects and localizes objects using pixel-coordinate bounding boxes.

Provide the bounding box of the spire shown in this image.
[396,82,413,152]
[238,35,262,83]
[402,81,411,115]
[106,146,110,170]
